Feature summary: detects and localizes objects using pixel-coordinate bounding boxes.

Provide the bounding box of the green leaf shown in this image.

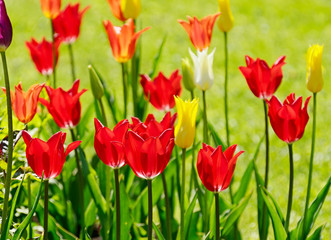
[12,176,43,240]
[208,122,225,148]
[254,161,270,240]
[153,223,166,240]
[306,225,324,240]
[233,160,254,204]
[148,34,167,78]
[263,188,285,225]
[221,192,252,236]
[260,187,287,240]
[299,177,330,239]
[1,175,25,240]
[79,147,107,219]
[85,200,97,228]
[184,193,198,239]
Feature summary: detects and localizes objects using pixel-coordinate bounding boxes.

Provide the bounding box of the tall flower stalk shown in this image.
[0,51,13,233]
[0,0,13,228]
[239,55,286,240]
[302,44,323,239]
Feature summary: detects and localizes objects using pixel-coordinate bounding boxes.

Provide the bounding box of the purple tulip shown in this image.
[0,0,12,51]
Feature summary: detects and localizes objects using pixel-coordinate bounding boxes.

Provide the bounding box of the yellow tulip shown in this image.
[217,0,234,32]
[174,96,199,149]
[306,44,323,93]
[121,0,141,20]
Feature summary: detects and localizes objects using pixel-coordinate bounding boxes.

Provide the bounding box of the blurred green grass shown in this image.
[3,0,331,239]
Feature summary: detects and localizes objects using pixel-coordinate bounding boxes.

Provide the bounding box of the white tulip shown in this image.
[189,47,216,91]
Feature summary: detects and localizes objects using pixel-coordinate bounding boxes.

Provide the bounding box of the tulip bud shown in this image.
[181,58,195,92]
[189,48,215,91]
[88,65,104,100]
[217,0,234,32]
[0,0,12,52]
[306,44,323,93]
[174,96,199,149]
[121,0,141,19]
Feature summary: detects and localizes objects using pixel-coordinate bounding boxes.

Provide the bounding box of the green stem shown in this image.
[28,175,32,239]
[261,99,270,240]
[161,172,172,240]
[131,58,138,116]
[114,168,121,240]
[59,172,68,227]
[99,99,108,127]
[0,52,14,233]
[285,144,294,233]
[44,180,49,240]
[302,93,317,239]
[50,19,57,88]
[215,193,220,240]
[68,43,76,82]
[224,32,230,148]
[202,91,209,144]
[121,62,128,118]
[147,179,153,240]
[189,90,196,195]
[70,129,85,238]
[180,148,186,240]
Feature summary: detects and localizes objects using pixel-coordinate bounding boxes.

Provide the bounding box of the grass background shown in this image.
[3,0,330,239]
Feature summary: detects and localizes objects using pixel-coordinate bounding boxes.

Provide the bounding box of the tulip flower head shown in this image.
[267,93,311,144]
[107,0,141,21]
[126,113,175,179]
[306,44,323,93]
[239,55,286,100]
[53,3,90,44]
[174,96,199,149]
[94,118,129,169]
[130,112,177,138]
[217,0,234,32]
[103,19,150,63]
[189,48,215,91]
[39,79,87,129]
[26,38,60,76]
[40,0,61,19]
[0,0,12,52]
[181,58,195,92]
[197,143,243,192]
[178,13,220,51]
[22,131,81,179]
[140,70,182,112]
[2,83,44,124]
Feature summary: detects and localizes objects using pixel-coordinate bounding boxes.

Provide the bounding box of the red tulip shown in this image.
[239,55,286,100]
[94,118,129,168]
[130,112,177,138]
[178,13,220,51]
[267,93,311,143]
[26,38,60,76]
[140,70,182,111]
[197,143,243,192]
[22,131,81,179]
[126,113,175,179]
[52,3,90,44]
[39,79,87,128]
[2,83,44,124]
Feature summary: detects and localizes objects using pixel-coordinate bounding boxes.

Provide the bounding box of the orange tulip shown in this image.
[2,83,44,124]
[103,19,150,63]
[40,0,61,19]
[178,13,220,51]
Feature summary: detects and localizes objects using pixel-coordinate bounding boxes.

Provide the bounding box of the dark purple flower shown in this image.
[0,0,12,51]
